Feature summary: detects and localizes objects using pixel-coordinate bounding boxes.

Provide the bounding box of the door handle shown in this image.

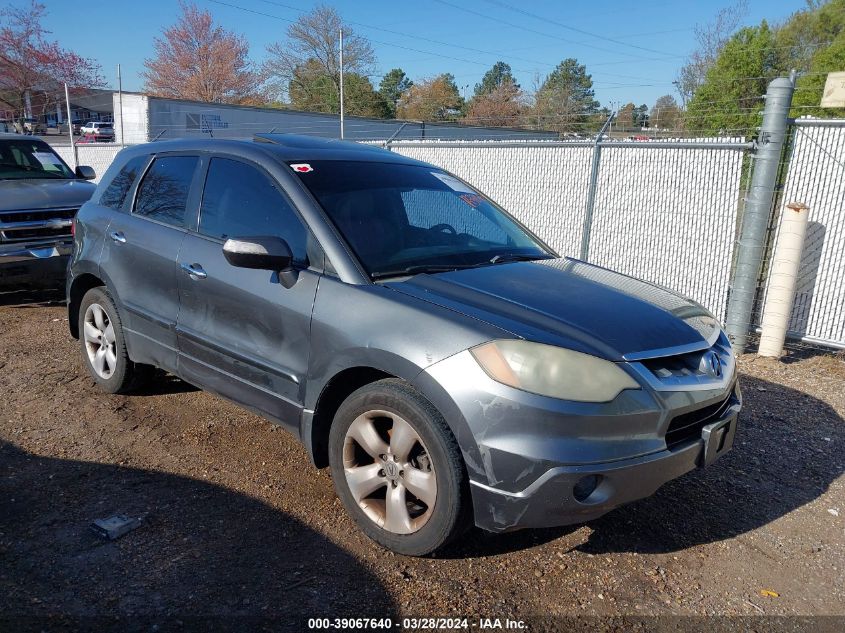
[180,263,207,279]
[109,230,126,243]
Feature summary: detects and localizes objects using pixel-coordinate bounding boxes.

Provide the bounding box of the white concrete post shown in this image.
[758,202,811,358]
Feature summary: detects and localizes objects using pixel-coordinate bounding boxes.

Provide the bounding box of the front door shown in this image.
[175,156,321,431]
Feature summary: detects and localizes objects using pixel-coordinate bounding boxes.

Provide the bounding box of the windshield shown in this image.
[292,160,552,278]
[0,139,75,180]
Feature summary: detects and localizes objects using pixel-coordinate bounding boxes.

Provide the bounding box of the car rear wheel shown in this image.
[329,379,470,556]
[79,287,151,393]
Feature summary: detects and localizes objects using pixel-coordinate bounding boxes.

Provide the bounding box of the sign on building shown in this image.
[821,71,845,108]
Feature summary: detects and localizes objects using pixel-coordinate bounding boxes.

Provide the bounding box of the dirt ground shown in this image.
[1,290,844,631]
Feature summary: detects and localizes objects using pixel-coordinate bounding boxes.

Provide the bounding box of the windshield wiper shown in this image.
[488,253,552,264]
[372,254,554,279]
[371,263,479,280]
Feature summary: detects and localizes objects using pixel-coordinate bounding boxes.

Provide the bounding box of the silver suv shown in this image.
[68,134,741,555]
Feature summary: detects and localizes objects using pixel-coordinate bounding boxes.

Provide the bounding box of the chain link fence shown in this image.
[388,139,748,320]
[759,120,845,349]
[43,113,845,351]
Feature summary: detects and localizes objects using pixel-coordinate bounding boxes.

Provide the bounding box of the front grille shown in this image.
[642,350,705,379]
[634,331,734,391]
[0,207,77,243]
[665,391,734,448]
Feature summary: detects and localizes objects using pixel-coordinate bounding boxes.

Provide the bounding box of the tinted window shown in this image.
[199,158,309,261]
[292,161,549,277]
[134,156,198,227]
[100,155,147,211]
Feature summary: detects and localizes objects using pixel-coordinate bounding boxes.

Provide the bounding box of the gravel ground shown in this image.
[1,291,844,631]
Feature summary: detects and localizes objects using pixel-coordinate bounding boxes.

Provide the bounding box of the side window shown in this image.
[199,157,309,262]
[133,156,198,228]
[99,155,148,211]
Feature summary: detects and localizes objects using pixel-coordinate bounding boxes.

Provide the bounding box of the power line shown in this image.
[476,0,679,57]
[255,0,559,72]
[428,0,682,61]
[207,0,679,87]
[206,0,544,75]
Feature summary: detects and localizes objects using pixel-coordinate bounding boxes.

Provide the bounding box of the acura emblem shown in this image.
[703,351,722,378]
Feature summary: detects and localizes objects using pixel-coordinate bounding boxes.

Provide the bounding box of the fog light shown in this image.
[573,475,601,502]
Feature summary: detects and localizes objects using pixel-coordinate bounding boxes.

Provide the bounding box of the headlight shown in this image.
[470,340,640,402]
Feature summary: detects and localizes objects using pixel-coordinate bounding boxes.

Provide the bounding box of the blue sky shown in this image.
[39,0,805,107]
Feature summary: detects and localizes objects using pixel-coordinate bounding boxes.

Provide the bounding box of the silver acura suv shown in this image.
[67,134,740,555]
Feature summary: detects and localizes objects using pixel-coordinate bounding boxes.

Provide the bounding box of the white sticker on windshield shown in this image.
[33,151,63,166]
[431,171,474,193]
[290,163,313,173]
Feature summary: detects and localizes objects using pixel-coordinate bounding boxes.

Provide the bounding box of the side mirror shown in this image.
[222,236,293,272]
[75,165,96,180]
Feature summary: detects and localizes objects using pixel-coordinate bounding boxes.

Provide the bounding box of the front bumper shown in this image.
[0,242,72,288]
[470,394,739,531]
[420,348,741,533]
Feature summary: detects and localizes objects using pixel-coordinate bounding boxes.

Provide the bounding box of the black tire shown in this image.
[78,287,152,393]
[329,378,471,556]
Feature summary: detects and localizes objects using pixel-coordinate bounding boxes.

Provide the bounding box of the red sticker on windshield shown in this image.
[460,193,483,208]
[290,163,313,173]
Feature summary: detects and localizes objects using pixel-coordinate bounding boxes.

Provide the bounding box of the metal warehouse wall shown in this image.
[111,94,558,143]
[113,94,150,145]
[388,141,745,319]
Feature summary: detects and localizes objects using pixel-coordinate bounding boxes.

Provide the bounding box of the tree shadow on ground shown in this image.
[439,375,843,558]
[0,440,396,632]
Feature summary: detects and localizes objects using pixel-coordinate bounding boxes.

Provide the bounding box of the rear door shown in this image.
[175,155,322,430]
[99,153,202,371]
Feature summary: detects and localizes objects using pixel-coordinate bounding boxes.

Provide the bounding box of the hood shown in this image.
[0,179,97,212]
[387,258,720,361]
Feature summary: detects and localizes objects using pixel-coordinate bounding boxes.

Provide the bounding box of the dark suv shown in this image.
[68,134,740,555]
[1,134,96,288]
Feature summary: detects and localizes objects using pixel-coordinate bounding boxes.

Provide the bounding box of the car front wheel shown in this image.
[329,379,470,556]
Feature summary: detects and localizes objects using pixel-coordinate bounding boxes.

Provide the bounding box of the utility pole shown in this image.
[64,83,77,169]
[724,75,796,350]
[117,63,125,147]
[339,28,345,140]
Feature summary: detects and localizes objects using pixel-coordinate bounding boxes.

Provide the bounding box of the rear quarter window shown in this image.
[133,156,199,228]
[98,155,149,211]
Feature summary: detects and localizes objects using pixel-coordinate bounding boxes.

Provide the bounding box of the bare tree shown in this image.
[142,1,259,103]
[651,94,683,130]
[615,102,635,130]
[396,74,463,121]
[0,1,103,124]
[464,79,525,127]
[676,1,748,105]
[264,4,375,104]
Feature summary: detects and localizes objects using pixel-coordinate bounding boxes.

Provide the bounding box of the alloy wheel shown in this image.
[83,303,117,379]
[342,409,437,535]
